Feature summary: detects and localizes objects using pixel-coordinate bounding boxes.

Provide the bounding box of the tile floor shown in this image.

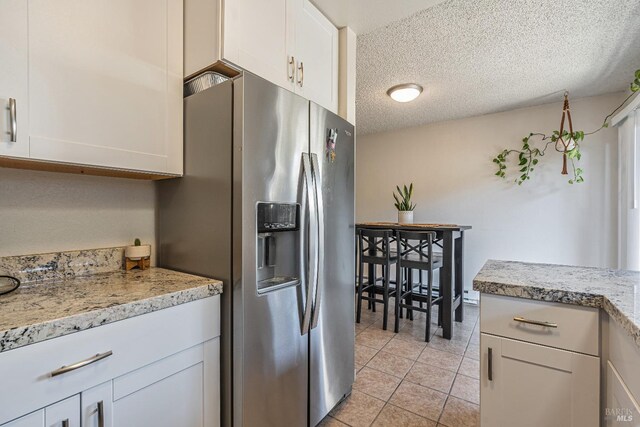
[321,303,480,427]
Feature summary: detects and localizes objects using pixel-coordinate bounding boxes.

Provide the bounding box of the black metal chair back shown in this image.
[359,228,394,264]
[394,230,443,341]
[396,230,437,269]
[356,228,397,330]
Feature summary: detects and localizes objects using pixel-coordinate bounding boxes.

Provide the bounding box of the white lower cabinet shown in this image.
[2,395,81,427]
[112,339,219,427]
[114,362,203,426]
[45,395,80,427]
[481,333,600,427]
[1,411,43,427]
[0,297,220,427]
[606,361,640,426]
[81,382,112,427]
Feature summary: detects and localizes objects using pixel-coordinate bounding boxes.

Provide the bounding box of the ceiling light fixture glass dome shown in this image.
[387,83,423,103]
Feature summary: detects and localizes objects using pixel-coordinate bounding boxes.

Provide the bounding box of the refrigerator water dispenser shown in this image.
[256,202,300,294]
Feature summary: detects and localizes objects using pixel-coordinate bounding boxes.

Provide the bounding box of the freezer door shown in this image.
[308,103,355,426]
[234,74,311,427]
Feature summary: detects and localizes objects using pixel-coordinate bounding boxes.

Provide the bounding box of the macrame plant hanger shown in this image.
[556,91,574,175]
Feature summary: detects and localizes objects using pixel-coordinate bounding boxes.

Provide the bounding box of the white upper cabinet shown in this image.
[185,0,338,112]
[293,0,338,112]
[27,0,183,175]
[223,0,293,90]
[0,0,29,158]
[0,0,183,177]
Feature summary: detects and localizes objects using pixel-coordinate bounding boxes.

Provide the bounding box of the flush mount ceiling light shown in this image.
[387,83,423,103]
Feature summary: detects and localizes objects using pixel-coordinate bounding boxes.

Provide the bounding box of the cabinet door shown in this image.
[111,341,219,427]
[606,361,640,426]
[481,333,599,427]
[293,0,338,112]
[113,363,204,427]
[27,0,183,175]
[0,0,29,158]
[223,0,292,89]
[0,411,44,427]
[44,395,80,427]
[81,382,112,427]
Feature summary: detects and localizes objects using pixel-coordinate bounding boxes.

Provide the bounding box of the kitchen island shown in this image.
[474,260,640,427]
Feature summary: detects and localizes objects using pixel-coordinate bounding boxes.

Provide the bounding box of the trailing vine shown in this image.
[494,69,640,185]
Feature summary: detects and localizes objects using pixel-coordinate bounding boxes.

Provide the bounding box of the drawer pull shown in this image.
[513,316,558,328]
[488,347,493,381]
[297,61,304,87]
[50,350,113,377]
[97,401,104,427]
[287,56,295,82]
[7,98,17,142]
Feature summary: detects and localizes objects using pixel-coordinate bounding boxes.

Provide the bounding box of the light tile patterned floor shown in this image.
[320,303,480,427]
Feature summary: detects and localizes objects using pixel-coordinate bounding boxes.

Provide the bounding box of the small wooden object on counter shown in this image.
[125,257,150,271]
[124,239,151,271]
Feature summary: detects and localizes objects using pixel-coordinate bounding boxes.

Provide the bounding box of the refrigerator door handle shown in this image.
[310,153,325,329]
[301,153,318,335]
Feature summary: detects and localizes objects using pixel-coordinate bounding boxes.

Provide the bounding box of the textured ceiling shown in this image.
[356,0,640,135]
[311,0,447,34]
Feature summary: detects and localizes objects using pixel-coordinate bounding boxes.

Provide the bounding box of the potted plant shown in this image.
[125,238,151,270]
[393,183,416,224]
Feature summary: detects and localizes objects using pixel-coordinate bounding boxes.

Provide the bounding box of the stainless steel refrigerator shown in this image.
[157,72,355,427]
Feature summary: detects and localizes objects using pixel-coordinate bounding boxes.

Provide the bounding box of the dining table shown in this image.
[355,222,472,340]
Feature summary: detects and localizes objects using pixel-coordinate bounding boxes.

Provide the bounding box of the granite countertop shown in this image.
[474,259,640,348]
[0,248,223,353]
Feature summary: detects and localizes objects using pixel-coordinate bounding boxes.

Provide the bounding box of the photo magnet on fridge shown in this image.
[326,128,338,163]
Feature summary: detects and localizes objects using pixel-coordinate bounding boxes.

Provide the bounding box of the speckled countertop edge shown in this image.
[0,248,223,353]
[473,260,640,349]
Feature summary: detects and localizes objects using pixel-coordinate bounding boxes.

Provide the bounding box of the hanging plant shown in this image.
[493,69,640,185]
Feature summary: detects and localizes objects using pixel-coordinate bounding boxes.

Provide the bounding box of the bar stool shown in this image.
[356,228,397,330]
[394,230,443,341]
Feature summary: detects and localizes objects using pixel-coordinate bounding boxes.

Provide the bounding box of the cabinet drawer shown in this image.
[480,294,599,356]
[0,295,220,424]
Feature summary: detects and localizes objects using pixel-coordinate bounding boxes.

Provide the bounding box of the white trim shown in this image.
[611,91,640,127]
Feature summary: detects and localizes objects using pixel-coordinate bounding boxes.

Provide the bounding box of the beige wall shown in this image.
[0,168,156,260]
[357,92,624,300]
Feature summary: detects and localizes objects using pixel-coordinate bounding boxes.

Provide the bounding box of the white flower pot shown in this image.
[125,244,151,260]
[398,211,414,224]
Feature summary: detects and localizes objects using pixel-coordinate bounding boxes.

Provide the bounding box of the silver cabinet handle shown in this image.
[488,347,493,381]
[97,401,104,427]
[62,419,69,427]
[7,98,16,142]
[513,316,558,328]
[297,61,304,87]
[288,56,295,82]
[50,351,113,377]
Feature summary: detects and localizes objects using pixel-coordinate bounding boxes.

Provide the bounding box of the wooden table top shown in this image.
[356,222,472,231]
